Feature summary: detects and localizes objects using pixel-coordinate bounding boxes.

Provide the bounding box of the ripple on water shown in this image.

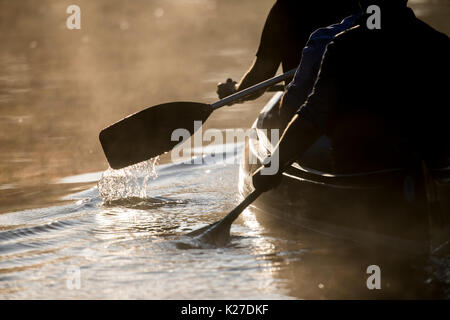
[1,142,449,299]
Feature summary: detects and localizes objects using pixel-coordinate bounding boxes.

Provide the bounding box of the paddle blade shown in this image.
[99,102,212,169]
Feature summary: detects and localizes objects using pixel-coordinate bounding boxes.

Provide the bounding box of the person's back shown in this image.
[300,3,450,172]
[217,0,360,100]
[258,0,361,72]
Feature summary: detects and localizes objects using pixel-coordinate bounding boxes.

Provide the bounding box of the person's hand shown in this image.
[217,78,237,100]
[252,164,283,193]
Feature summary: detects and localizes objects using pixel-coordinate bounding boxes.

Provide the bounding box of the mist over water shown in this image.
[0,0,449,299]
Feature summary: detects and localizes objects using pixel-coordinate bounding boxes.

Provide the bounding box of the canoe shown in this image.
[239,92,450,254]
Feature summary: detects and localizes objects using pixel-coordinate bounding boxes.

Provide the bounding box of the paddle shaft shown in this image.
[267,84,285,92]
[211,69,296,110]
[223,190,262,223]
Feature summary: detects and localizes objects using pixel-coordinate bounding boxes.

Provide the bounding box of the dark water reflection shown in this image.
[253,217,450,299]
[0,0,449,299]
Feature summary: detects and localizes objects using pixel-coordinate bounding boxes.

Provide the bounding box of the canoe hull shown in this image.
[239,93,450,254]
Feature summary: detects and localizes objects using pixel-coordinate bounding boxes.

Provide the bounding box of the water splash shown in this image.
[97,157,159,204]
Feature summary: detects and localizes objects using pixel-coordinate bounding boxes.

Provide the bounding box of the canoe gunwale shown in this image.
[286,163,409,190]
[251,92,450,189]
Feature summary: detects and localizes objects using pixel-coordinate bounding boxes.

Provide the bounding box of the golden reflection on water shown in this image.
[241,207,297,296]
[242,207,263,233]
[0,0,448,212]
[0,0,449,299]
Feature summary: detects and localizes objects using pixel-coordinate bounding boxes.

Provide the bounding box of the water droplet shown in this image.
[98,156,160,203]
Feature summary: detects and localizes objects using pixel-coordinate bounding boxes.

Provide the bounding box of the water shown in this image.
[0,145,291,299]
[1,143,449,299]
[1,0,449,299]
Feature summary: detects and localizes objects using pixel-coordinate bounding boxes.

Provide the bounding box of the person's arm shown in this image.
[215,56,280,102]
[237,0,285,98]
[252,115,322,192]
[253,39,340,192]
[278,36,324,128]
[235,56,280,98]
[279,15,359,128]
[217,1,284,102]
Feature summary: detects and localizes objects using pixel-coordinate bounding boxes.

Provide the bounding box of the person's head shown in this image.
[358,0,408,11]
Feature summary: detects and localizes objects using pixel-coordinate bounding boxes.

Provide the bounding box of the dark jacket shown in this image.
[298,7,450,172]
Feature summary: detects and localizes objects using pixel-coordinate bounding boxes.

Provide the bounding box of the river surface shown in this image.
[0,0,449,299]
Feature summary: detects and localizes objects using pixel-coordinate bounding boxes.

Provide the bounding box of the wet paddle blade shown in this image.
[99,102,213,169]
[187,190,262,246]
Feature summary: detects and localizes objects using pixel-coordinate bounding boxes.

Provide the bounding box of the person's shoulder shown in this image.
[309,14,359,39]
[274,0,297,10]
[318,24,367,60]
[414,17,449,40]
[276,0,320,15]
[406,9,449,44]
[412,17,450,58]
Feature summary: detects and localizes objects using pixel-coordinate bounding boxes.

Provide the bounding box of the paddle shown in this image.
[187,190,262,246]
[99,69,296,169]
[187,165,408,245]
